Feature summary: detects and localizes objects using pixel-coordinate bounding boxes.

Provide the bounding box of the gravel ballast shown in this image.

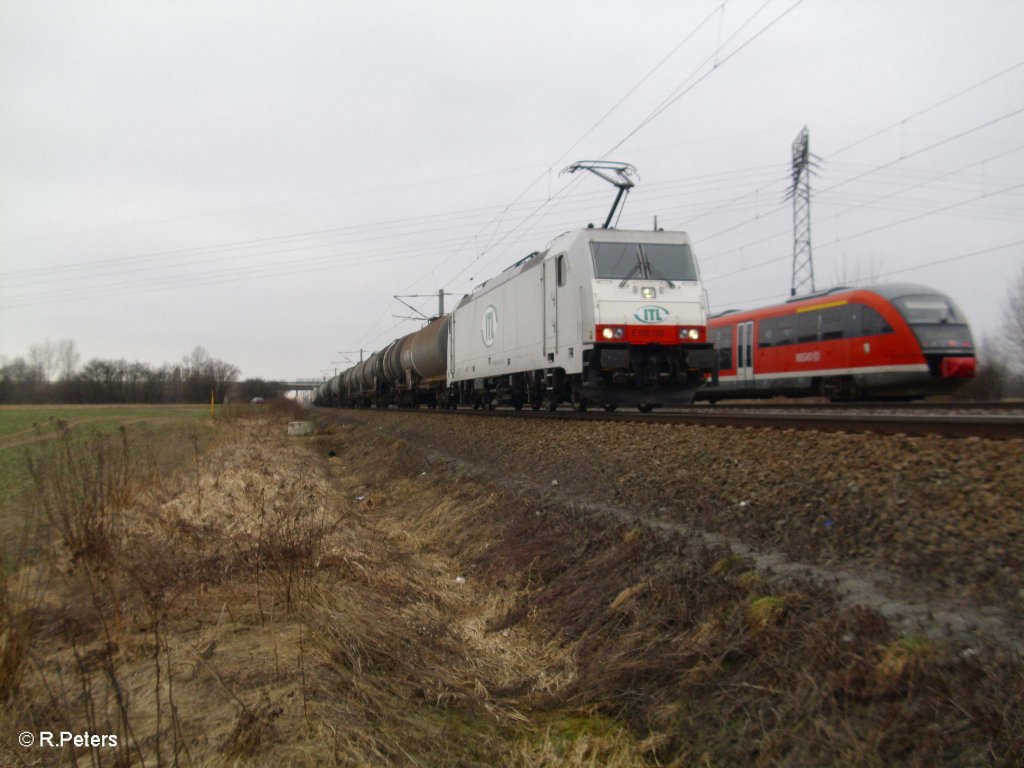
[323,409,1024,641]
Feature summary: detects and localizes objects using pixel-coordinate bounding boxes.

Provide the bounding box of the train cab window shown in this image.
[642,243,698,281]
[860,305,893,336]
[591,243,641,280]
[893,294,973,351]
[556,254,566,286]
[893,295,964,324]
[590,242,696,282]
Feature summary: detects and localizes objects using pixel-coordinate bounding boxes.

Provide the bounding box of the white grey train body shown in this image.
[447,227,716,409]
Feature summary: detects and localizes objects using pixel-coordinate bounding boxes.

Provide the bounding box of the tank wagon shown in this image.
[699,283,976,401]
[316,315,452,408]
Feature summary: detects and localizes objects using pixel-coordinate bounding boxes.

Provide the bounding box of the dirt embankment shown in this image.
[3,411,1022,767]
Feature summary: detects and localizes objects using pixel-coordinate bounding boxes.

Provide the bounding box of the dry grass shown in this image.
[1,409,1022,766]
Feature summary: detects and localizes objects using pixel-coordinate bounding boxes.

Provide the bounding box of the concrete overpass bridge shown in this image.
[274,379,322,392]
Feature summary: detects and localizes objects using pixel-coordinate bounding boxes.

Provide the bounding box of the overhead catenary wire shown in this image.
[352,1,770,347]
[3,168,799,309]
[711,239,1024,312]
[696,141,1024,266]
[689,104,1024,251]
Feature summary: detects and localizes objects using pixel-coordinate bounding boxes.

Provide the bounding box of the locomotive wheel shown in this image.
[637,403,654,413]
[531,401,542,411]
[603,404,617,412]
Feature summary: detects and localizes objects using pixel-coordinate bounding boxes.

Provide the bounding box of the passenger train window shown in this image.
[758,316,795,347]
[758,303,894,346]
[819,307,846,341]
[796,312,817,343]
[860,306,893,336]
[712,326,733,369]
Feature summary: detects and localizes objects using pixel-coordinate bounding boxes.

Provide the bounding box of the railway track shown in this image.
[332,402,1024,440]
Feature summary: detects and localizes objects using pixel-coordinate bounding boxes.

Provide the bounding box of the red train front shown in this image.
[701,283,976,401]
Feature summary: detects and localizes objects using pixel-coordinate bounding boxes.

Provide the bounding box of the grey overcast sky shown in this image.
[2,0,1022,381]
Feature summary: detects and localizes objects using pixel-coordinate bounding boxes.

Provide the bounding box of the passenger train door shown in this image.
[737,321,754,386]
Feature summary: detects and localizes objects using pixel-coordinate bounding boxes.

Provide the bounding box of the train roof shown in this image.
[711,283,962,321]
[467,227,694,297]
[783,282,953,303]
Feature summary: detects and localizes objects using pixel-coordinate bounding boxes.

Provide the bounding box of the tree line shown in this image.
[4,268,1021,404]
[0,342,280,404]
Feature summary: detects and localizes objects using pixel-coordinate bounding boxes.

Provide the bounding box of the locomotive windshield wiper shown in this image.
[636,244,675,288]
[618,261,642,287]
[646,264,675,288]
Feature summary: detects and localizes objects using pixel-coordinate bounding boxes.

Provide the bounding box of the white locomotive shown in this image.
[447,226,716,410]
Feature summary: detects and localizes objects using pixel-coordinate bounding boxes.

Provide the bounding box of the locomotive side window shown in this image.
[556,254,566,286]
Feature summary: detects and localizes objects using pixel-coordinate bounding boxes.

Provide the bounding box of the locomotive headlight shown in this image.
[601,326,626,340]
[679,327,700,340]
[641,287,656,299]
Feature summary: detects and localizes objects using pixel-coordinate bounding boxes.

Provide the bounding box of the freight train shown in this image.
[699,283,976,401]
[314,227,719,412]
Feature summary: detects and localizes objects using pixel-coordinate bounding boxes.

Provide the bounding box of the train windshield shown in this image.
[892,294,964,324]
[591,242,697,282]
[893,294,974,351]
[643,243,698,281]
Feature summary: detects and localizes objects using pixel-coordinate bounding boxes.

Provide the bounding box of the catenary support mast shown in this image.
[788,126,817,296]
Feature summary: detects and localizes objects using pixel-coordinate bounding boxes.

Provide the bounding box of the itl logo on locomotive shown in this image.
[634,306,670,324]
[481,305,498,347]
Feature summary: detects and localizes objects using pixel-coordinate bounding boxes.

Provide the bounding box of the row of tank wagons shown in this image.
[314,316,450,409]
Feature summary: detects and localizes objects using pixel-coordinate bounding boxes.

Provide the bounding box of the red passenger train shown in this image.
[700,283,976,401]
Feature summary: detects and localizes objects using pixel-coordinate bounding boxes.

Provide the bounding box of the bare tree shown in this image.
[27,339,58,382]
[1001,264,1024,375]
[56,339,80,380]
[831,253,883,288]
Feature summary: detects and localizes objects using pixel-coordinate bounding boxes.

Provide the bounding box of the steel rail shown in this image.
[326,404,1024,440]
